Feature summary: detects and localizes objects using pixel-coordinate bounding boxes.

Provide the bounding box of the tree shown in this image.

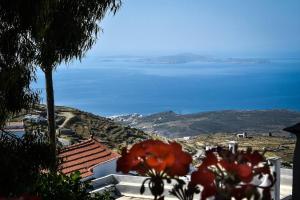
[30,0,121,160]
[34,171,113,200]
[1,0,121,159]
[0,0,39,128]
[0,133,54,196]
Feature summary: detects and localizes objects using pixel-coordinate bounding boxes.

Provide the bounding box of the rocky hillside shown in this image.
[113,110,300,138]
[24,105,155,150]
[178,133,295,167]
[20,106,296,166]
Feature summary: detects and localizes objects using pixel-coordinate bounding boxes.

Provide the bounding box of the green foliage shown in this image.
[0,0,121,126]
[0,65,39,128]
[96,190,115,200]
[0,133,113,199]
[34,172,113,200]
[1,0,121,69]
[1,1,122,196]
[0,0,39,128]
[4,0,122,71]
[0,133,55,196]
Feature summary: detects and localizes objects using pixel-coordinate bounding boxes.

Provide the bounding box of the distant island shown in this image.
[98,53,270,65]
[140,53,270,64]
[139,53,270,64]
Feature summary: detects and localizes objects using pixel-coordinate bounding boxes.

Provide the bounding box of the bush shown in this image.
[0,133,54,196]
[34,172,113,200]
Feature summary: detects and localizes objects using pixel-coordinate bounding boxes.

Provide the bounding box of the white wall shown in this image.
[92,159,118,178]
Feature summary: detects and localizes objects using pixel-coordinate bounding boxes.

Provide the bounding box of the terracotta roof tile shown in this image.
[58,138,120,178]
[81,171,93,178]
[59,142,105,158]
[61,147,106,162]
[61,151,111,169]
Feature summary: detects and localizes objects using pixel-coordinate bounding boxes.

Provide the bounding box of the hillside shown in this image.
[23,105,156,151]
[178,133,295,167]
[113,110,300,138]
[19,106,297,165]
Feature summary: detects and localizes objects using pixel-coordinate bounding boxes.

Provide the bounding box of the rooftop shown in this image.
[4,121,24,131]
[59,138,119,178]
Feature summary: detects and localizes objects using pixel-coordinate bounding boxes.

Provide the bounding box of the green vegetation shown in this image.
[34,172,113,200]
[0,0,39,128]
[1,0,123,196]
[1,0,122,161]
[0,133,54,196]
[0,132,115,199]
[24,105,154,151]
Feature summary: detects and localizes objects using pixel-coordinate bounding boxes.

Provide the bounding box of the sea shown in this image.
[33,57,300,116]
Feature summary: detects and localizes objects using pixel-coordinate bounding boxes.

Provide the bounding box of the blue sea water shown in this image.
[34,58,300,116]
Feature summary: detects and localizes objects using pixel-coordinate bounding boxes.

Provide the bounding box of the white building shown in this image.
[236,132,247,138]
[59,138,120,180]
[2,121,25,138]
[24,114,47,123]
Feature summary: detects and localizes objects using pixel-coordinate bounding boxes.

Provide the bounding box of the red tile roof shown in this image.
[58,138,119,178]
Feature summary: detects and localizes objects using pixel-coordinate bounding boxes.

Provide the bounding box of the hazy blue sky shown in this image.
[88,0,300,57]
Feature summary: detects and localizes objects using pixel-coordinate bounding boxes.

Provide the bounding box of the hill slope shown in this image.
[113,110,300,137]
[24,105,155,150]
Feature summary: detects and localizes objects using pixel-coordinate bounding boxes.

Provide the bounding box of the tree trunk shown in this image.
[293,136,300,200]
[44,67,56,164]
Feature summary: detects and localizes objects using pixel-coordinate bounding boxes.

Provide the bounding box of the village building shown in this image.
[236,132,247,138]
[59,138,120,180]
[57,128,75,136]
[228,140,238,153]
[2,121,25,138]
[24,114,47,123]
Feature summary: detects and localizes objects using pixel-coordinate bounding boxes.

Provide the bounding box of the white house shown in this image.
[58,138,120,180]
[228,140,238,153]
[24,114,47,123]
[236,132,247,138]
[3,121,25,138]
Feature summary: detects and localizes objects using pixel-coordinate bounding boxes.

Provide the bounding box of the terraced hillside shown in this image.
[18,106,297,166]
[24,105,154,150]
[180,133,296,167]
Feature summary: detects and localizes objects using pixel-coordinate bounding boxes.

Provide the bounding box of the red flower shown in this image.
[190,151,219,199]
[116,147,142,173]
[117,140,274,200]
[199,151,218,169]
[146,140,175,172]
[219,159,237,172]
[237,164,253,183]
[191,169,215,186]
[219,160,253,183]
[190,169,216,199]
[190,148,271,199]
[116,140,192,177]
[166,142,192,176]
[243,150,265,166]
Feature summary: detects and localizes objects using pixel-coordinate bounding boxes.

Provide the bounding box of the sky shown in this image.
[89,0,300,57]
